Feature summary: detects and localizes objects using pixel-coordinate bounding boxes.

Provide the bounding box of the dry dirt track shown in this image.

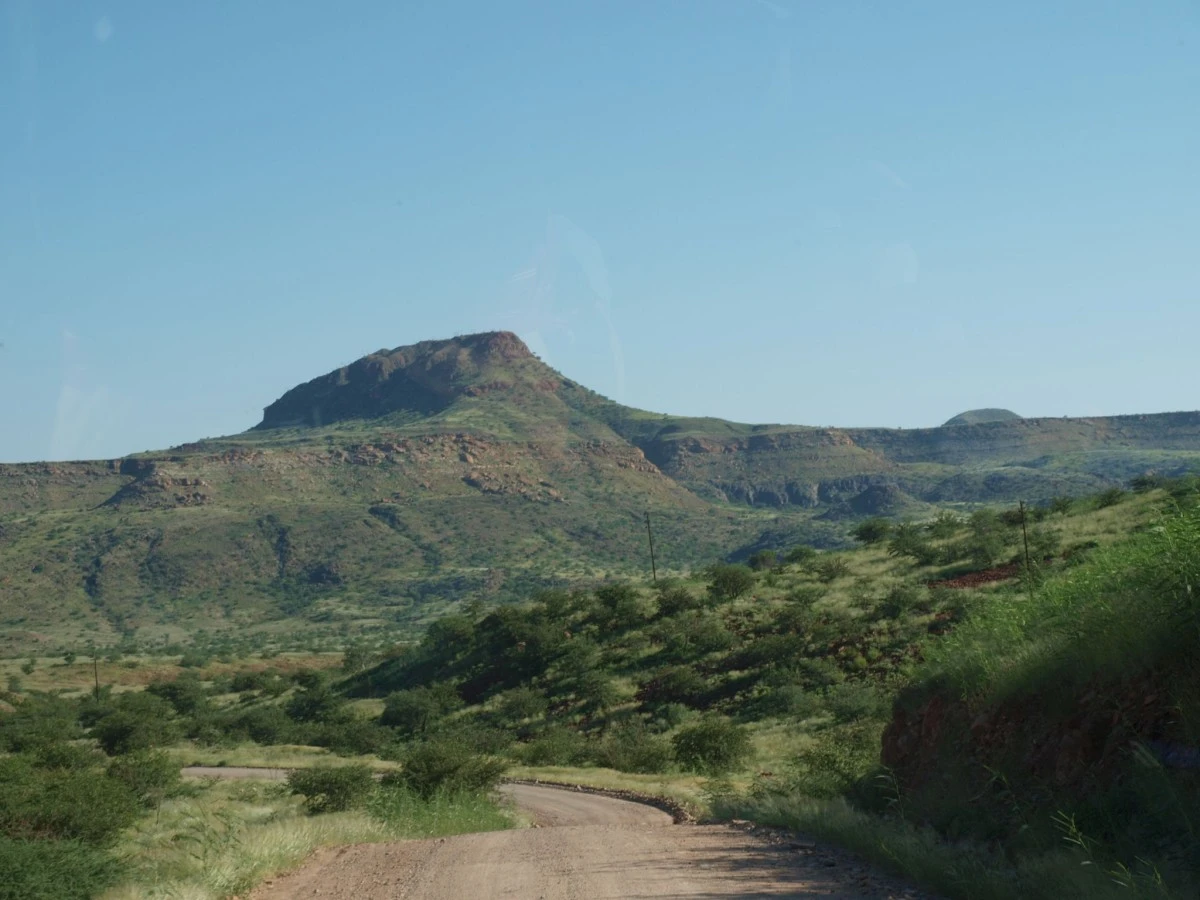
[243,783,930,900]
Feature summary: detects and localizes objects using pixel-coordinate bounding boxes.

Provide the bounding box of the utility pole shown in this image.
[1019,500,1035,599]
[645,511,658,584]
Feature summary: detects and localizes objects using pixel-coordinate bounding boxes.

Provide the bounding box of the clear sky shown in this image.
[2,1,1197,462]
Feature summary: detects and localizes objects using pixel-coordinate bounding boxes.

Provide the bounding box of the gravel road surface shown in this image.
[244,782,930,899]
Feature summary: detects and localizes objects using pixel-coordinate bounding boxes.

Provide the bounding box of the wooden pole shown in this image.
[1019,501,1035,599]
[645,512,658,584]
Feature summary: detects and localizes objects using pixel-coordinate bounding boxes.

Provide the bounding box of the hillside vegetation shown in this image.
[3,331,1200,657]
[2,476,1198,898]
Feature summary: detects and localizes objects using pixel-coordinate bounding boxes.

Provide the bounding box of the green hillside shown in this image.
[2,331,1199,655]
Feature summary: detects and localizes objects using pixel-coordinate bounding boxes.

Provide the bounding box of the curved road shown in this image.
[237,782,929,899]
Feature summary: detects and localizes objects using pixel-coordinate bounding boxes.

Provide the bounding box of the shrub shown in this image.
[0,837,123,900]
[654,583,704,617]
[287,764,375,814]
[707,564,755,601]
[285,681,349,724]
[0,756,141,845]
[886,524,940,566]
[879,583,927,619]
[592,722,674,774]
[593,583,650,630]
[90,693,178,755]
[380,684,463,736]
[516,725,589,766]
[146,673,209,715]
[1097,487,1126,508]
[1049,496,1073,516]
[824,682,889,723]
[925,512,963,539]
[785,725,879,799]
[652,611,735,658]
[494,686,548,725]
[784,545,817,566]
[638,665,708,709]
[393,740,507,798]
[811,555,852,582]
[852,518,892,545]
[106,750,181,808]
[748,549,779,570]
[671,717,752,775]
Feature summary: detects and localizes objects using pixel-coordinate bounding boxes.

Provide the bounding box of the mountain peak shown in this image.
[255,331,545,430]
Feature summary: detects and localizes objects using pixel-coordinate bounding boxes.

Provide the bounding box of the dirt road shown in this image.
[248,783,929,899]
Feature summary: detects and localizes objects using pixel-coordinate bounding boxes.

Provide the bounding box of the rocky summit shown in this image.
[2,331,1199,651]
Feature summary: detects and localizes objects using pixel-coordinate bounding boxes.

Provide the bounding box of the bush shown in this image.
[380,684,463,736]
[516,725,589,766]
[592,722,674,774]
[493,686,548,726]
[90,693,179,755]
[785,725,879,799]
[652,611,735,658]
[925,512,963,539]
[824,682,889,723]
[671,717,752,775]
[392,740,507,798]
[0,756,141,845]
[287,765,375,814]
[638,665,708,709]
[1097,487,1126,508]
[784,545,817,566]
[0,838,123,900]
[707,564,755,601]
[285,681,349,725]
[593,583,650,630]
[852,518,892,545]
[1049,496,1073,516]
[748,549,779,570]
[654,583,704,617]
[106,750,180,808]
[810,555,852,582]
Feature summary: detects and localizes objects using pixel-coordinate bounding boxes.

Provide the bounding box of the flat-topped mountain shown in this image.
[2,331,1198,652]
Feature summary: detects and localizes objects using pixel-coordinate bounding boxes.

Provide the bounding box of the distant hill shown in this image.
[2,331,1199,653]
[942,408,1023,427]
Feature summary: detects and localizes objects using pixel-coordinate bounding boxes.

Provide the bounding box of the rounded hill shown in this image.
[942,409,1023,427]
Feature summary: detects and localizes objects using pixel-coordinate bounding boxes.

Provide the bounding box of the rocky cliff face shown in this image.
[256,331,554,429]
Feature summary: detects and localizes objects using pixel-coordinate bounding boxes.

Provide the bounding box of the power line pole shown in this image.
[1019,500,1035,600]
[645,512,658,584]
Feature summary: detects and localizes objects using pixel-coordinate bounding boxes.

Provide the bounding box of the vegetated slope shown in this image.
[876,480,1200,897]
[2,330,1200,654]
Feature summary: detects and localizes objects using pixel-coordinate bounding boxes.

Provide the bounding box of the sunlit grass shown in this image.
[102,776,515,900]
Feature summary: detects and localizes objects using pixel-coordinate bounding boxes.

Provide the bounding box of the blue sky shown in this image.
[1,1,1197,462]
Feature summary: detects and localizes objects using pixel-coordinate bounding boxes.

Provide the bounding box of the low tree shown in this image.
[1049,496,1073,516]
[380,683,462,736]
[671,717,752,775]
[851,518,892,545]
[748,549,779,571]
[287,765,374,814]
[707,564,755,602]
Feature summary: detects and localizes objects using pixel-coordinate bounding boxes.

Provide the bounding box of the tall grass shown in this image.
[102,778,514,900]
[922,503,1200,704]
[714,793,1172,900]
